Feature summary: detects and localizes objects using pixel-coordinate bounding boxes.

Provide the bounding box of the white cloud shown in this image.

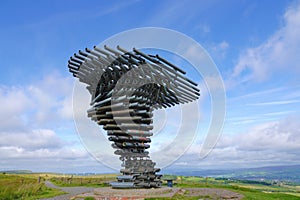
[218,116,300,153]
[58,95,74,119]
[0,86,31,131]
[174,161,188,166]
[28,73,74,124]
[204,75,226,91]
[263,111,295,117]
[0,72,93,172]
[0,72,74,130]
[247,99,300,106]
[184,44,208,63]
[175,116,300,169]
[219,41,229,50]
[232,2,300,82]
[0,127,88,166]
[196,23,211,35]
[0,146,87,159]
[209,41,229,60]
[146,1,195,26]
[0,129,63,150]
[229,86,289,102]
[233,117,300,151]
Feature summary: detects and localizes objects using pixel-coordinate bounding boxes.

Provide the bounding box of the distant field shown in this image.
[1,173,300,200]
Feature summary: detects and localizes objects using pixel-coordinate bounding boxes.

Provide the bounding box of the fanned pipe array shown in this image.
[68,45,200,188]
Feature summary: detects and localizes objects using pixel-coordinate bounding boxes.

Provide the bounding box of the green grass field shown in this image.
[158,175,300,200]
[1,173,300,200]
[49,173,116,187]
[0,173,65,200]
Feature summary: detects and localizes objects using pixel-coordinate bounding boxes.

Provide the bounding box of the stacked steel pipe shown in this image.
[68,45,200,188]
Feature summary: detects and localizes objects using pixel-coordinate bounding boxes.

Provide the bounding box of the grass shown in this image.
[161,176,300,200]
[146,186,300,200]
[49,174,116,187]
[84,197,95,200]
[284,192,300,197]
[0,174,65,200]
[1,173,300,200]
[0,173,116,199]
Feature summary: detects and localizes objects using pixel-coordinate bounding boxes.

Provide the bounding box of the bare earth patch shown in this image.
[74,187,244,200]
[75,187,179,199]
[184,188,244,199]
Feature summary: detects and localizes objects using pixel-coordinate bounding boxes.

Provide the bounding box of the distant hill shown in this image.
[166,165,300,183]
[0,170,32,174]
[225,165,300,183]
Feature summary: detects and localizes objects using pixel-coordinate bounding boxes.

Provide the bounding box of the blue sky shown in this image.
[1,0,300,173]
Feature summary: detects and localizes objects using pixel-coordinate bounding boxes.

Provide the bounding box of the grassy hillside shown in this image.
[1,173,300,199]
[159,175,300,200]
[49,174,116,187]
[0,173,65,200]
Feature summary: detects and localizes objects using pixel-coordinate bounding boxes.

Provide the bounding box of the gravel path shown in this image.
[91,187,179,198]
[76,187,244,200]
[40,182,244,200]
[40,181,95,200]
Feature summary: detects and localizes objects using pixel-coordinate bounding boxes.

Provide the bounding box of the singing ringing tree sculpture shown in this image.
[68,45,200,188]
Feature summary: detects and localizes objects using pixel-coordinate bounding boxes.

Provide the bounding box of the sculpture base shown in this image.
[92,186,180,198]
[110,173,162,189]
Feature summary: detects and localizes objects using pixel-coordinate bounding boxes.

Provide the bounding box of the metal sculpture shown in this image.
[68,45,200,188]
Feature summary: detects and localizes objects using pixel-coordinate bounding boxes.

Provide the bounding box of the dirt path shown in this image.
[75,187,244,200]
[41,181,244,200]
[40,181,95,200]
